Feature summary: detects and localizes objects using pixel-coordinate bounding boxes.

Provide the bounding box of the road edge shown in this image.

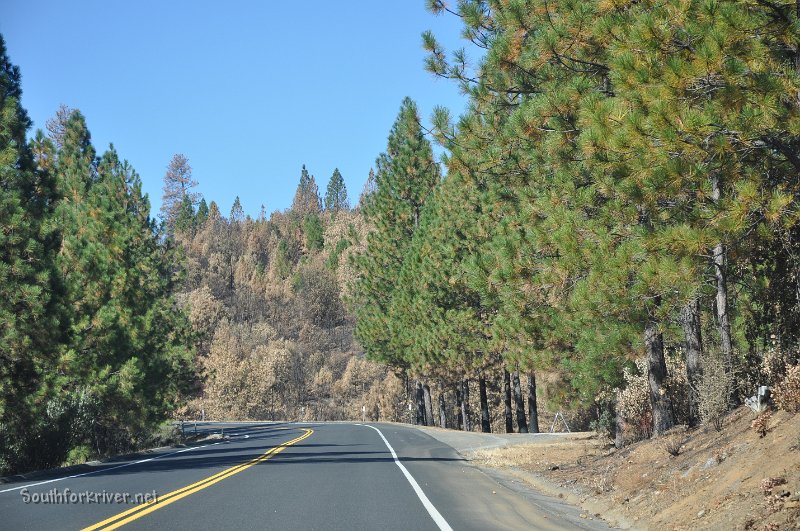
[413,425,638,530]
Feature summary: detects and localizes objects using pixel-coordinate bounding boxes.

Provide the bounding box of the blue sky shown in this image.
[2,1,468,218]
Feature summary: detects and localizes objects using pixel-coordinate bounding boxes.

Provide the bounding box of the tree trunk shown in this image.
[478,373,491,433]
[438,383,448,429]
[423,384,434,427]
[415,381,426,425]
[680,299,703,427]
[527,371,540,433]
[711,175,733,376]
[404,372,411,424]
[461,379,472,432]
[512,370,528,433]
[646,320,674,436]
[503,369,514,433]
[455,385,464,430]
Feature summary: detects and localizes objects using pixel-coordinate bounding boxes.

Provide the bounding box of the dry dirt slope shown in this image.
[467,407,800,530]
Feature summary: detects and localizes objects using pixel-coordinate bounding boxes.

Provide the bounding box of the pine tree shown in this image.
[208,200,221,221]
[324,168,349,213]
[45,103,76,150]
[230,195,244,223]
[291,165,321,216]
[0,36,63,474]
[352,97,440,370]
[174,195,195,235]
[55,114,196,461]
[196,197,209,226]
[161,153,198,235]
[358,168,376,210]
[303,213,324,251]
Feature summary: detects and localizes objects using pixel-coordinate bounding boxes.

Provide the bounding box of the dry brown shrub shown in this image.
[760,345,794,385]
[773,364,800,413]
[751,410,772,438]
[660,428,686,456]
[697,354,732,431]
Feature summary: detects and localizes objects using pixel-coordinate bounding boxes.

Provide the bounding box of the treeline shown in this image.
[0,38,196,475]
[350,1,800,439]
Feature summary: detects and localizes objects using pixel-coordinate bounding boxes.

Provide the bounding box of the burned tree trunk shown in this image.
[512,370,528,433]
[478,373,491,433]
[527,371,539,433]
[503,369,514,433]
[455,385,464,430]
[680,299,703,426]
[423,384,434,427]
[415,381,426,425]
[646,320,674,435]
[438,383,448,429]
[461,379,472,432]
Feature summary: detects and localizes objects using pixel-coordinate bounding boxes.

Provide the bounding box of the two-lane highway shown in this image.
[0,423,608,530]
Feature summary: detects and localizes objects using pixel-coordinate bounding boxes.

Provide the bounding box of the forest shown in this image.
[4,0,800,476]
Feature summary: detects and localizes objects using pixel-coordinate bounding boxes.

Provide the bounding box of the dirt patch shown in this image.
[468,408,800,530]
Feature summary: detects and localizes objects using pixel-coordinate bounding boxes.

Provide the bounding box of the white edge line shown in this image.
[0,441,223,494]
[356,423,453,531]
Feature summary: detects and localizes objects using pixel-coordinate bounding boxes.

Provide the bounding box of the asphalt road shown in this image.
[0,422,608,530]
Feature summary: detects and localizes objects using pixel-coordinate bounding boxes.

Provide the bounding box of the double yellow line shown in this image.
[82,428,313,530]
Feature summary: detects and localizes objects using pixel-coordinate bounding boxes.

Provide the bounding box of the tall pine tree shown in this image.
[352,97,440,370]
[0,36,64,474]
[324,168,349,213]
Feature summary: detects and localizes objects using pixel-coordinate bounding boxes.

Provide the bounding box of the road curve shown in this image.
[0,422,608,530]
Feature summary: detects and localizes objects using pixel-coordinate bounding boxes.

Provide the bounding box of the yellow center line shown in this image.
[81,428,313,531]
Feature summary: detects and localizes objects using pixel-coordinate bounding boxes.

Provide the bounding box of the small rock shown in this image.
[702,458,716,469]
[778,490,791,498]
[580,514,588,519]
[697,510,705,518]
[549,465,560,471]
[492,491,496,495]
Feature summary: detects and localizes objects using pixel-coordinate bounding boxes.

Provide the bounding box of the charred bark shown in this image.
[438,383,448,429]
[455,385,464,430]
[503,369,514,433]
[461,379,472,432]
[415,381,426,425]
[478,373,491,433]
[512,370,528,433]
[527,371,539,433]
[646,320,674,435]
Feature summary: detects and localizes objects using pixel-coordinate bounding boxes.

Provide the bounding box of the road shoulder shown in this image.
[414,426,632,529]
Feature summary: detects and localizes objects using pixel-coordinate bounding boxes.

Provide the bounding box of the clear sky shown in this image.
[1,1,468,218]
